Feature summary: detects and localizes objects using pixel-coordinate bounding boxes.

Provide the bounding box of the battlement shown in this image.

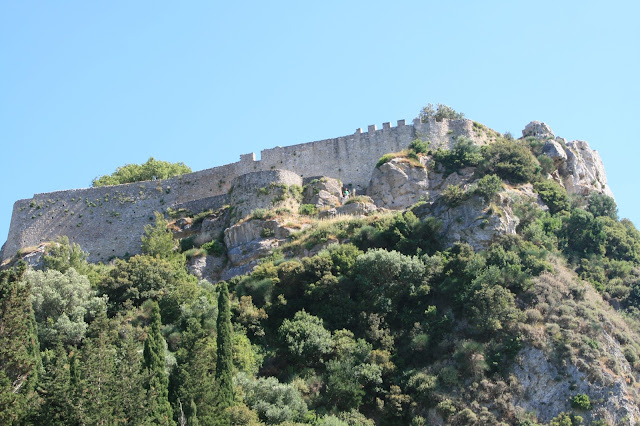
[2,117,496,262]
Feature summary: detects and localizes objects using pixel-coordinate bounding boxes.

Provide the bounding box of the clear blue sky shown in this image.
[1,1,639,246]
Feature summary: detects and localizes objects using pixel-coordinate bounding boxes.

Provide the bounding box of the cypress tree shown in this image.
[36,342,73,425]
[74,309,118,425]
[114,327,147,424]
[215,282,234,409]
[143,301,175,425]
[0,261,41,425]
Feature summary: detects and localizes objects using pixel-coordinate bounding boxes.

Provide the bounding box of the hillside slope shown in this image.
[2,114,640,425]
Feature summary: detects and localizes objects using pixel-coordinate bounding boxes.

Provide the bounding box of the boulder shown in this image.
[522,121,555,139]
[541,139,568,167]
[367,159,429,209]
[302,177,342,208]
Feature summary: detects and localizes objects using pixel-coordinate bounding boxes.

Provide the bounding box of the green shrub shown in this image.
[180,235,196,252]
[438,366,458,387]
[480,138,540,183]
[537,154,555,175]
[571,393,591,410]
[409,138,429,154]
[433,136,482,175]
[92,157,191,187]
[442,184,467,207]
[289,184,303,202]
[251,208,275,220]
[201,240,225,256]
[419,103,465,122]
[534,180,570,214]
[587,192,617,219]
[377,153,396,168]
[474,174,503,202]
[299,204,317,216]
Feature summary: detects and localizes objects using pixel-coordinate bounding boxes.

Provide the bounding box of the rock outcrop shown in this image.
[560,140,613,198]
[523,121,555,139]
[302,177,342,208]
[367,159,429,209]
[527,122,613,198]
[227,170,303,221]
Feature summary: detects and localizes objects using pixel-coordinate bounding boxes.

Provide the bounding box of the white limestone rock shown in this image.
[367,159,430,209]
[522,121,555,139]
[541,139,568,167]
[429,192,519,251]
[559,140,613,197]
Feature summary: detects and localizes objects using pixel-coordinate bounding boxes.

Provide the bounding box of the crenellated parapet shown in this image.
[2,118,496,262]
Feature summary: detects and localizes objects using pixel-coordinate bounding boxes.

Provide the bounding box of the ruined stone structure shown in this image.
[2,118,497,262]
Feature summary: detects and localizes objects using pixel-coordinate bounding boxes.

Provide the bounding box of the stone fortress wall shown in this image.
[2,118,496,262]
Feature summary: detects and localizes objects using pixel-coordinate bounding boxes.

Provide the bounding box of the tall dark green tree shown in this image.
[114,325,148,425]
[0,262,41,425]
[74,309,118,425]
[170,318,217,425]
[36,342,73,425]
[215,283,234,410]
[143,301,175,425]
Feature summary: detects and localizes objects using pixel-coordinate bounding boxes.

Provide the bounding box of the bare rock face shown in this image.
[429,192,519,251]
[223,218,295,268]
[367,158,476,210]
[302,177,342,208]
[187,254,226,282]
[227,169,303,220]
[514,345,639,424]
[522,121,555,139]
[542,139,568,168]
[560,140,613,197]
[194,212,228,246]
[367,159,430,209]
[425,166,476,200]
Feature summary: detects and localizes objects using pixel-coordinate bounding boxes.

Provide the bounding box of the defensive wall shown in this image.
[2,118,497,262]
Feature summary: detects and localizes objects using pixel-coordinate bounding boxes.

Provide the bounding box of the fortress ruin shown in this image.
[1,118,498,262]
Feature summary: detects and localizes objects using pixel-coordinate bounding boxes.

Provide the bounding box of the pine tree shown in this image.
[215,283,234,409]
[0,261,41,425]
[144,301,175,425]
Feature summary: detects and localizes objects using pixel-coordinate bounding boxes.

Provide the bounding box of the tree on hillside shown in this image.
[419,103,465,122]
[92,157,192,187]
[215,283,234,411]
[0,262,41,425]
[143,301,175,425]
[142,212,176,259]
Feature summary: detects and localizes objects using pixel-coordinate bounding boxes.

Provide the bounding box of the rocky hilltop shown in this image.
[4,115,640,425]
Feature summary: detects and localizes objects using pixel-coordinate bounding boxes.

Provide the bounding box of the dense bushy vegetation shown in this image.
[4,124,640,424]
[418,103,465,122]
[92,157,192,187]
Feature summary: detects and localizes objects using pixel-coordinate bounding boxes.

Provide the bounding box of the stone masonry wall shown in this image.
[2,118,495,262]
